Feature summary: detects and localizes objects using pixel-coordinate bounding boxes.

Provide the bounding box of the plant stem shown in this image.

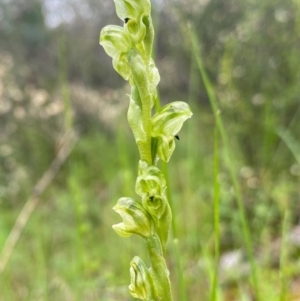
[279,210,290,301]
[210,126,221,301]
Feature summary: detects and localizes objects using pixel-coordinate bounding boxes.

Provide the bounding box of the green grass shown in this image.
[189,25,259,300]
[210,127,221,301]
[0,96,300,300]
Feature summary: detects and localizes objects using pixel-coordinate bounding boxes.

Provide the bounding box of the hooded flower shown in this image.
[151,101,193,162]
[135,160,167,218]
[129,256,155,300]
[114,0,151,20]
[112,197,153,238]
[100,25,133,80]
[114,0,151,45]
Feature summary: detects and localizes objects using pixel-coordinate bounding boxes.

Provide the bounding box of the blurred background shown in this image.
[0,0,300,300]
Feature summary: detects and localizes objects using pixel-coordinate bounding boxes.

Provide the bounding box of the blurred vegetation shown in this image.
[0,0,300,300]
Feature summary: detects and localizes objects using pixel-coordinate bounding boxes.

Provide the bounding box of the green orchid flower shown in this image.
[112,197,154,238]
[129,256,155,300]
[124,16,146,45]
[135,160,167,211]
[100,25,133,79]
[135,160,171,253]
[151,101,193,162]
[114,0,151,45]
[114,0,151,22]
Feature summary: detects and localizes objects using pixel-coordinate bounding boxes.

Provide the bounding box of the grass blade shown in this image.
[188,25,260,300]
[277,127,300,164]
[210,127,221,301]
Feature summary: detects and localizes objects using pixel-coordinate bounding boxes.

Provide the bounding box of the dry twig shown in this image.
[0,130,79,273]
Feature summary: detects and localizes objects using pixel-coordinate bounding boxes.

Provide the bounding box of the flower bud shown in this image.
[151,101,192,162]
[112,197,153,238]
[128,256,155,300]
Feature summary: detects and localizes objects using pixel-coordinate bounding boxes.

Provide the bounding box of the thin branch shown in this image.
[0,130,79,274]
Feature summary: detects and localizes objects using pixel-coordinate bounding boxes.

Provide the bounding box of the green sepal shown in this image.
[112,197,154,238]
[129,256,156,300]
[151,101,193,162]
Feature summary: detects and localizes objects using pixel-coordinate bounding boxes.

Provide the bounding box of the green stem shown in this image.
[145,235,173,301]
[279,210,290,301]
